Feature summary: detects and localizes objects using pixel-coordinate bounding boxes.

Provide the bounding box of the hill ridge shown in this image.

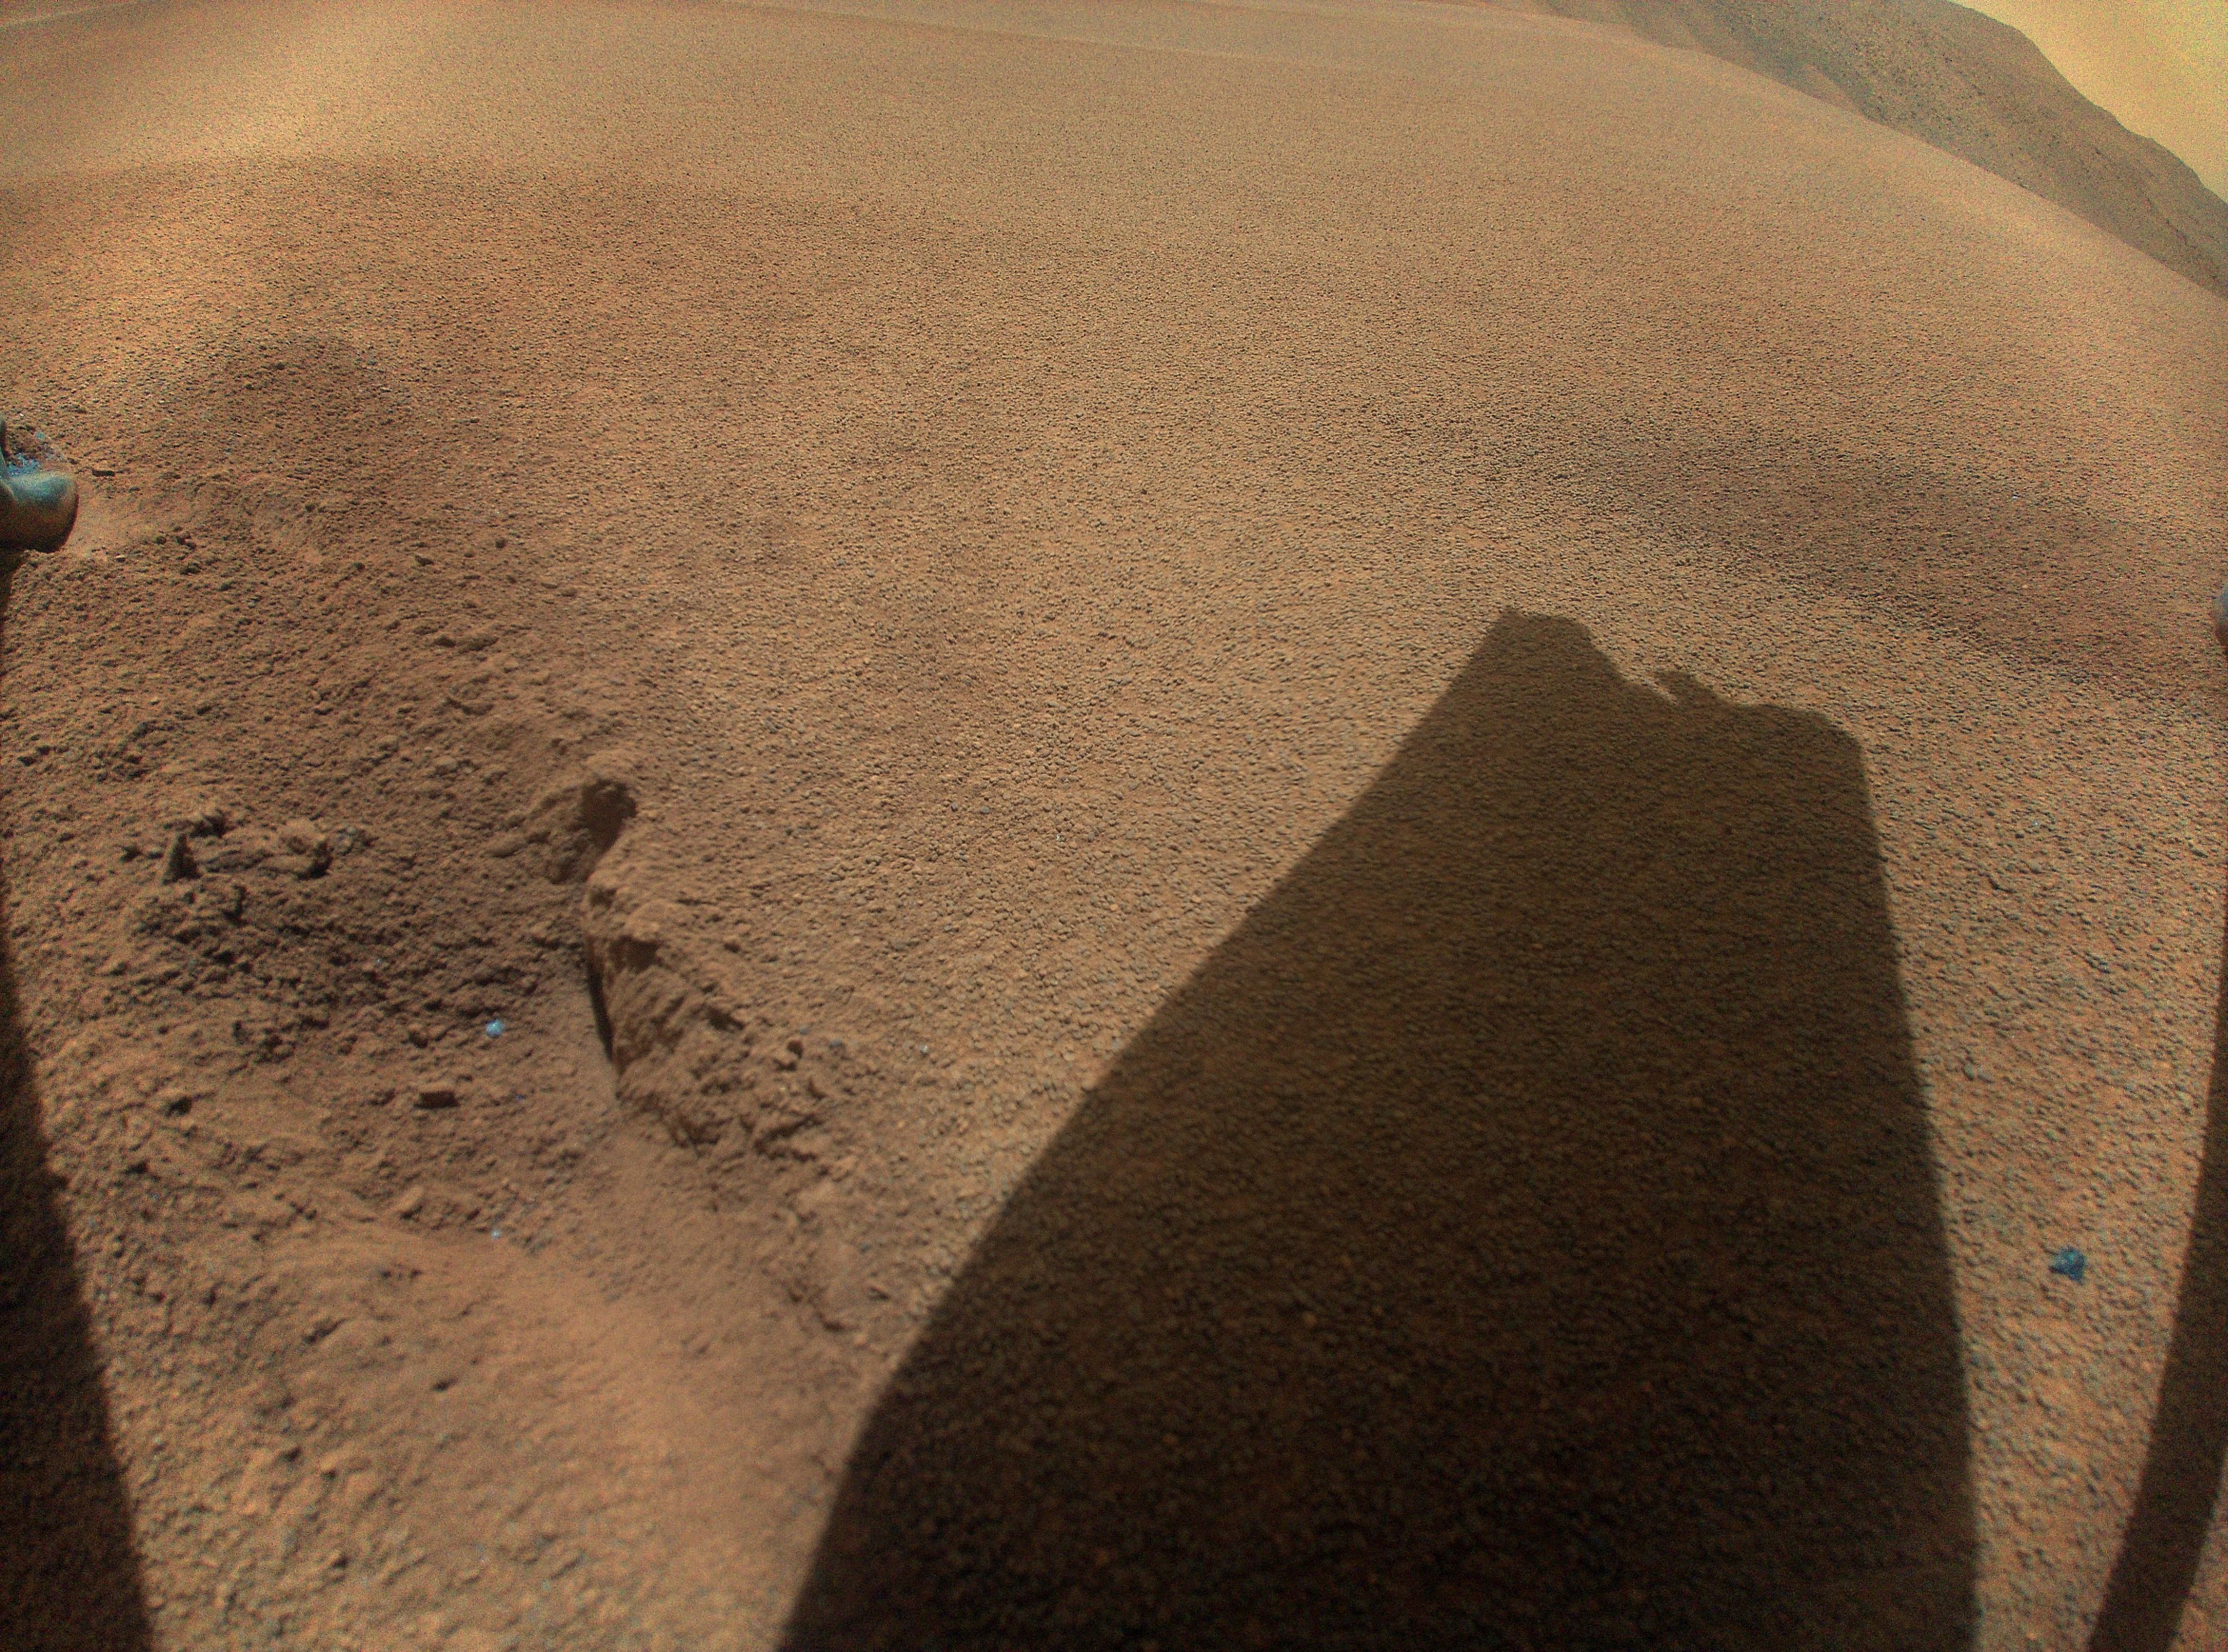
[1486,0,2228,296]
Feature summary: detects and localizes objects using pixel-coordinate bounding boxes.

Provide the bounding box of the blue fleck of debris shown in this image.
[485,1019,505,1038]
[490,1228,503,1240]
[2050,1247,2087,1284]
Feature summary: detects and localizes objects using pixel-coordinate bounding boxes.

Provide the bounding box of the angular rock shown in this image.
[160,832,197,884]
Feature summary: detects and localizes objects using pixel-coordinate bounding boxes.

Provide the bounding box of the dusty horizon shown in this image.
[1962,0,2227,196]
[1,0,2224,198]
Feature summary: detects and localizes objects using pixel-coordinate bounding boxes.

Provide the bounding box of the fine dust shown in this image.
[1,3,2224,1650]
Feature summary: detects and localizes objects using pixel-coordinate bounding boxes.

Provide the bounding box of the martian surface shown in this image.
[2,2,2225,1648]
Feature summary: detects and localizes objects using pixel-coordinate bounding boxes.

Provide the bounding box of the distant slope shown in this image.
[1490,0,2228,296]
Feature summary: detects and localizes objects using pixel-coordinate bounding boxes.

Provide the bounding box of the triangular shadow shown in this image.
[784,610,1977,1649]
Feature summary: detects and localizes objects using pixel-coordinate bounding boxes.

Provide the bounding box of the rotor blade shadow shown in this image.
[2086,896,2228,1652]
[0,549,153,1651]
[784,609,1976,1650]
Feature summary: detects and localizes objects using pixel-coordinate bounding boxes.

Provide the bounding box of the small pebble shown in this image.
[2050,1247,2087,1284]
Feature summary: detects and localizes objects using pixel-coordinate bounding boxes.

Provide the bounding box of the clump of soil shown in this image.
[0,357,932,1642]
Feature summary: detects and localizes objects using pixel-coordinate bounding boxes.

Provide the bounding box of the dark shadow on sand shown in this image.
[782,611,1977,1650]
[2087,896,2228,1652]
[0,552,153,1650]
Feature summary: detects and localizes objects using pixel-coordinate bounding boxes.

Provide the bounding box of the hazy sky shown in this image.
[1960,0,2228,196]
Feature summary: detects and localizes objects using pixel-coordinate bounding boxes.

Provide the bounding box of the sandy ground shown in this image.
[1,1,2225,1648]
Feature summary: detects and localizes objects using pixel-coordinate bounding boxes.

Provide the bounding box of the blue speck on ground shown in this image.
[485,1019,505,1037]
[2050,1247,2087,1284]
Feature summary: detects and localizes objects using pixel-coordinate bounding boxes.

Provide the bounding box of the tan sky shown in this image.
[1960,0,2228,196]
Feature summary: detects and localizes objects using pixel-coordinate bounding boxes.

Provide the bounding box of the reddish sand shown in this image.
[1473,0,2228,299]
[1,2,2224,1649]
